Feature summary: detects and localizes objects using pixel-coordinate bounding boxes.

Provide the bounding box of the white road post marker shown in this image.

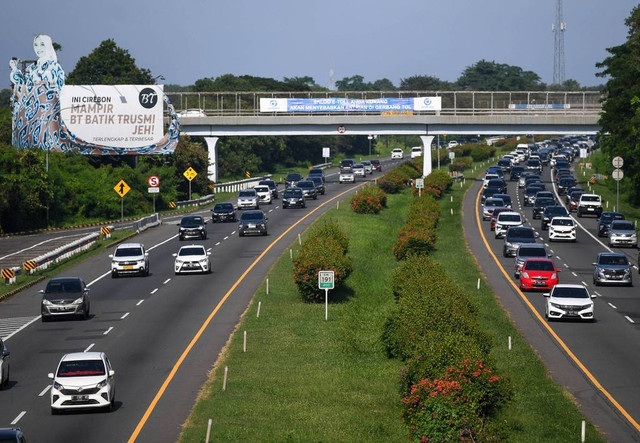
[223,366,228,391]
[243,330,247,352]
[318,270,335,321]
[508,336,512,351]
[206,418,213,443]
[257,301,262,318]
[581,420,586,442]
[266,278,269,295]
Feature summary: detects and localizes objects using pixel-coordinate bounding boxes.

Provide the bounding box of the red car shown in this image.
[489,207,512,231]
[519,258,561,291]
[370,159,382,172]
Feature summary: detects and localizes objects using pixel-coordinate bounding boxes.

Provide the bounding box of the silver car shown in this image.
[593,252,633,286]
[608,220,638,248]
[237,189,259,210]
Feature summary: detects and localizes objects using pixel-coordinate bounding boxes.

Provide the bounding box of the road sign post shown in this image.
[113,180,131,223]
[183,167,198,201]
[415,178,424,197]
[318,270,335,320]
[612,157,624,212]
[147,176,160,213]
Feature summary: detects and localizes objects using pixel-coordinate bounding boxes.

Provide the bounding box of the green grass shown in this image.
[0,229,134,300]
[179,160,604,442]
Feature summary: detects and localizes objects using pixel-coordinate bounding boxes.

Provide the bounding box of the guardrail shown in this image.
[133,214,161,233]
[213,175,273,194]
[23,232,100,275]
[175,194,216,207]
[165,90,603,117]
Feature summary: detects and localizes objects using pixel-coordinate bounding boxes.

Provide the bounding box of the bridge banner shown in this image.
[260,97,441,113]
[508,103,571,110]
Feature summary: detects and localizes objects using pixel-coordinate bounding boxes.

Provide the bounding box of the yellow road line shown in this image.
[473,185,640,432]
[128,182,365,442]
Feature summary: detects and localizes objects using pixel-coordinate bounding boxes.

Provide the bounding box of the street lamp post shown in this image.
[368,135,373,156]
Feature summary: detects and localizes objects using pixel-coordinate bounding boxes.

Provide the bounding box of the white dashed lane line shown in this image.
[39,385,51,397]
[564,263,569,268]
[150,288,158,294]
[572,272,578,277]
[11,411,26,425]
[581,281,589,287]
[215,242,221,246]
[207,248,212,252]
[84,343,95,352]
[608,302,617,309]
[163,279,171,285]
[121,313,130,320]
[231,231,236,235]
[625,316,635,324]
[137,300,144,306]
[103,327,114,336]
[223,236,229,240]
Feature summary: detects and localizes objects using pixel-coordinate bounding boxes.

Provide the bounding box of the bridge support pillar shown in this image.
[204,137,219,182]
[420,135,434,178]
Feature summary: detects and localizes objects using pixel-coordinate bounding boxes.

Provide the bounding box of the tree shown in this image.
[66,39,155,85]
[335,75,372,91]
[372,78,396,90]
[456,60,544,91]
[596,5,640,204]
[399,75,452,91]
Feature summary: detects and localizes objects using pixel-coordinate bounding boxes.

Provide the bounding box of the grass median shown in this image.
[179,163,604,442]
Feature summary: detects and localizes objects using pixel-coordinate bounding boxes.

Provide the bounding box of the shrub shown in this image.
[470,145,496,162]
[306,219,349,253]
[293,237,352,303]
[393,194,440,260]
[402,359,512,442]
[350,185,387,214]
[378,172,406,194]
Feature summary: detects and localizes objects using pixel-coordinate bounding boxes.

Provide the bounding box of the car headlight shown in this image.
[96,379,108,389]
[175,259,183,265]
[72,297,84,305]
[137,259,145,265]
[550,303,564,309]
[551,273,557,279]
[42,299,53,305]
[522,272,529,279]
[53,381,63,391]
[505,241,513,248]
[198,226,204,230]
[199,258,208,264]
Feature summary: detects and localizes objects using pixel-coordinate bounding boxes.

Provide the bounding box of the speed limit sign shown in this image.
[147,175,160,187]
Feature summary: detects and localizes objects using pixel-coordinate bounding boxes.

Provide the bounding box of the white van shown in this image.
[410,147,423,158]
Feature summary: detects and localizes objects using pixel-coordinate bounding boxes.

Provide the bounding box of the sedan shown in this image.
[608,220,638,248]
[593,252,633,286]
[297,180,318,199]
[41,277,90,322]
[173,245,211,274]
[237,189,260,210]
[519,258,560,291]
[211,202,237,223]
[238,210,268,236]
[361,160,373,174]
[307,175,325,195]
[282,188,306,208]
[49,352,116,414]
[544,284,595,321]
[482,197,506,221]
[495,212,524,239]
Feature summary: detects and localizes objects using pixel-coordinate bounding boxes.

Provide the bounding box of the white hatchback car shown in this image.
[548,217,577,242]
[410,147,423,158]
[253,185,272,205]
[173,245,211,274]
[391,148,404,159]
[49,352,115,414]
[544,284,595,321]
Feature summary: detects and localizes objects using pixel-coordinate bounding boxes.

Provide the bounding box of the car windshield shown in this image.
[552,218,573,226]
[519,247,547,257]
[485,198,504,206]
[255,186,269,193]
[239,190,255,197]
[284,190,302,198]
[582,196,599,202]
[508,228,534,239]
[259,180,275,188]
[371,160,380,165]
[179,247,205,257]
[535,198,555,206]
[215,203,233,211]
[115,247,143,257]
[547,207,568,216]
[524,260,554,271]
[57,359,105,377]
[241,212,264,221]
[611,221,634,230]
[599,255,629,265]
[499,214,522,222]
[46,280,81,293]
[552,287,589,299]
[181,217,203,227]
[298,181,314,189]
[286,174,302,181]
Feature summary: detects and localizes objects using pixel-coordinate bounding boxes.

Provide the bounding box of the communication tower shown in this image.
[552,0,567,84]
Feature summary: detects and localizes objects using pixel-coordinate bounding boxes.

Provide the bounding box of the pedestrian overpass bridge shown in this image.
[165,90,602,180]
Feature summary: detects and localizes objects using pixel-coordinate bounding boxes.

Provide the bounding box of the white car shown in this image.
[339,168,355,183]
[548,217,577,242]
[361,160,373,174]
[49,352,116,414]
[482,173,500,189]
[173,245,211,274]
[447,141,459,148]
[0,338,9,389]
[391,148,404,159]
[495,212,524,239]
[544,284,595,321]
[109,243,149,278]
[352,164,366,177]
[237,189,259,209]
[253,185,272,205]
[410,147,423,158]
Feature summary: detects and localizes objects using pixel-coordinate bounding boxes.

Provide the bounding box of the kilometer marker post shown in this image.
[318,270,334,321]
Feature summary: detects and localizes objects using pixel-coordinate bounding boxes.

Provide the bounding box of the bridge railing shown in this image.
[166,90,603,117]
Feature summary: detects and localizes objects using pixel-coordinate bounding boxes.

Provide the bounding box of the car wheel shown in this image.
[111,272,118,279]
[51,407,59,415]
[263,231,268,236]
[577,211,582,218]
[83,307,90,320]
[42,315,50,323]
[179,235,184,241]
[593,278,599,286]
[239,232,244,237]
[313,195,317,200]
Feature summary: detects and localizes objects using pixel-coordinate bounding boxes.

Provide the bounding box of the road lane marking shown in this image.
[84,343,95,352]
[11,411,26,425]
[564,264,569,268]
[625,316,635,324]
[1,316,40,341]
[39,385,51,397]
[137,300,144,306]
[121,313,130,320]
[608,303,617,309]
[103,327,113,335]
[207,248,212,252]
[275,206,279,209]
[215,242,221,246]
[231,231,236,235]
[268,209,273,213]
[581,281,589,287]
[128,181,366,443]
[150,288,158,294]
[572,272,578,277]
[163,279,171,285]
[223,236,229,240]
[474,185,640,433]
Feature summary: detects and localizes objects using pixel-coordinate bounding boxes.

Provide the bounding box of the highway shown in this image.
[464,160,640,442]
[0,160,398,442]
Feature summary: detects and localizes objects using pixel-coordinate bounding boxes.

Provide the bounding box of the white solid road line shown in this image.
[163,279,171,285]
[121,312,130,320]
[3,316,42,342]
[609,302,617,309]
[39,385,52,397]
[84,343,95,352]
[625,316,635,324]
[11,411,26,425]
[136,300,144,306]
[103,327,113,335]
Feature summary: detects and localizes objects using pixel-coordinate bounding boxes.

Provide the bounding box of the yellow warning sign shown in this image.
[183,167,198,181]
[114,180,131,198]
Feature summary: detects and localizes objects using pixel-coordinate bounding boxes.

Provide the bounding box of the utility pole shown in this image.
[553,0,567,85]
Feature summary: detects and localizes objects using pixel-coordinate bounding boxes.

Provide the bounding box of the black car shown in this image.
[0,428,26,442]
[40,277,90,322]
[307,175,325,195]
[282,187,306,208]
[179,215,207,240]
[211,202,237,223]
[297,180,318,199]
[308,168,324,179]
[493,193,512,208]
[541,205,569,230]
[285,173,303,188]
[526,159,542,173]
[598,212,625,237]
[509,166,525,181]
[340,159,355,170]
[497,158,512,172]
[565,187,584,204]
[524,184,546,206]
[486,178,507,194]
[532,197,556,219]
[481,186,502,204]
[558,176,577,194]
[503,226,537,257]
[238,210,268,237]
[258,179,278,199]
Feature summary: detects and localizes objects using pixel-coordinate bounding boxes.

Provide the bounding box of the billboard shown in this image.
[259,97,441,113]
[60,85,165,148]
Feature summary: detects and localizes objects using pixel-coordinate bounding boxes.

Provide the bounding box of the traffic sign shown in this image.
[415,178,424,189]
[183,167,198,181]
[147,175,160,187]
[114,180,130,198]
[245,171,251,178]
[612,169,624,181]
[612,156,624,169]
[337,125,346,134]
[449,152,455,160]
[148,187,160,193]
[318,270,334,289]
[322,147,330,158]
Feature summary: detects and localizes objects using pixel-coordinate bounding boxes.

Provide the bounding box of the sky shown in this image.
[1,0,638,89]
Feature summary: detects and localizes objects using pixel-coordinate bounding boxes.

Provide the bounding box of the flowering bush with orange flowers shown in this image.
[350,185,387,214]
[402,359,512,442]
